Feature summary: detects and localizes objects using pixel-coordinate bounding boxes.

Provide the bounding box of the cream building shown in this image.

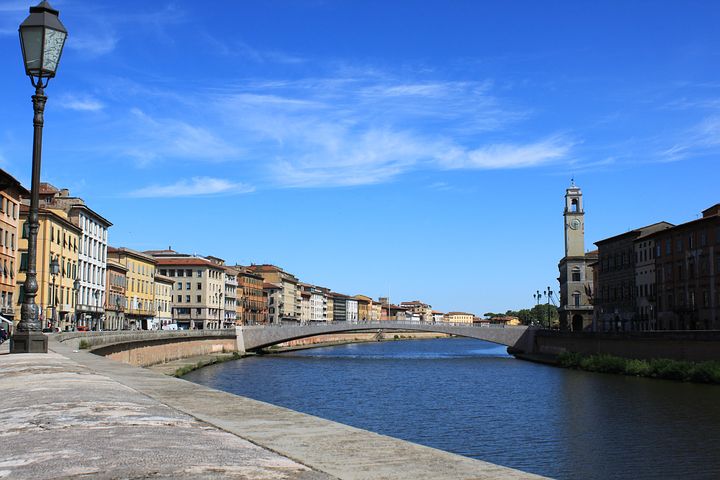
[152,254,225,330]
[443,312,475,324]
[154,274,173,329]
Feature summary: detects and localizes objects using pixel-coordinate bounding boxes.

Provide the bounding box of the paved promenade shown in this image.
[0,337,547,479]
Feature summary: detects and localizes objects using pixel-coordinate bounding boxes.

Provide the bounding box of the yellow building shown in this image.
[107,247,156,330]
[442,312,475,324]
[18,206,80,331]
[354,295,372,322]
[0,170,28,327]
[154,274,173,329]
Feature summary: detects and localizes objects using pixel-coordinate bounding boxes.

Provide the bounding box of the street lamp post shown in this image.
[49,256,59,331]
[93,290,100,331]
[11,1,67,353]
[73,278,80,331]
[545,286,553,330]
[533,290,541,326]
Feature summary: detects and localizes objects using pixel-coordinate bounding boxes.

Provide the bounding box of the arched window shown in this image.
[571,198,579,212]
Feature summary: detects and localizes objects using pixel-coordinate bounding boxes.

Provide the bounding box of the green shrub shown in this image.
[687,362,720,384]
[624,359,652,377]
[78,339,90,350]
[579,354,626,374]
[558,351,582,368]
[649,358,691,382]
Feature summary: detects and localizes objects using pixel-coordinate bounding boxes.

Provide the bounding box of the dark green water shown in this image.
[184,337,720,479]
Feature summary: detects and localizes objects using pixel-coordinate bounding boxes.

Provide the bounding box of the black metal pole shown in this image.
[11,84,49,353]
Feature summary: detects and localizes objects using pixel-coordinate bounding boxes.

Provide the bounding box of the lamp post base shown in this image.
[10,331,48,353]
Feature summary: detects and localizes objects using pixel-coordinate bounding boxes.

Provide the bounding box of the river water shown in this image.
[184,337,720,479]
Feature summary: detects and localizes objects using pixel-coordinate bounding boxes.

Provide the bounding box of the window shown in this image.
[177,295,182,302]
[571,269,581,282]
[573,292,581,307]
[19,253,28,272]
[185,269,192,277]
[197,295,201,302]
[177,282,182,290]
[196,270,202,278]
[185,295,190,303]
[197,282,201,290]
[186,282,190,290]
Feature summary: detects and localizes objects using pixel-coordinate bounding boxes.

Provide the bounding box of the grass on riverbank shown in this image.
[172,352,243,377]
[558,352,720,384]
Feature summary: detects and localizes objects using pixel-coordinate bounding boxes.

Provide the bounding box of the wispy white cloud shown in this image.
[438,136,573,170]
[661,116,720,161]
[128,177,254,198]
[67,32,118,57]
[57,94,104,112]
[123,108,241,165]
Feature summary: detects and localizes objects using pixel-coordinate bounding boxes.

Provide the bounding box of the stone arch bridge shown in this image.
[237,322,536,354]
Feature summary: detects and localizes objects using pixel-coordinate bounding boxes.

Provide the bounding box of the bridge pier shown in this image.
[236,326,246,354]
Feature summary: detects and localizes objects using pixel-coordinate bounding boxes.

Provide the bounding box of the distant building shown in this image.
[557,181,597,331]
[153,274,173,329]
[109,247,156,330]
[443,312,474,324]
[594,222,673,332]
[233,266,265,325]
[331,292,348,322]
[432,311,444,322]
[151,252,225,330]
[249,264,299,322]
[651,204,720,330]
[104,259,127,330]
[354,295,371,321]
[400,300,432,322]
[264,282,282,324]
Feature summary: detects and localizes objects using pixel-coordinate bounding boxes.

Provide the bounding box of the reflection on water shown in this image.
[184,337,720,480]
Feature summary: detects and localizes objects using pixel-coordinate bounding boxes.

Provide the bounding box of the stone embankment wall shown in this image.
[57,331,238,367]
[534,330,720,362]
[99,338,237,367]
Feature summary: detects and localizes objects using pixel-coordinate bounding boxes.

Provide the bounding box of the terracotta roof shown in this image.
[155,257,222,268]
[445,312,474,316]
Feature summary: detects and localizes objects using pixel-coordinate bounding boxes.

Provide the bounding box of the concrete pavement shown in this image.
[0,336,548,479]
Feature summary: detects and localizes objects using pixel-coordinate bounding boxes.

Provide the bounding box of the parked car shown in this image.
[76,326,89,332]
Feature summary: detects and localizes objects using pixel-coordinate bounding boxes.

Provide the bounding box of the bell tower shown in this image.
[564,179,585,258]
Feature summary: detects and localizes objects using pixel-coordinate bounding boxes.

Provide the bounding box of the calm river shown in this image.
[184,337,720,479]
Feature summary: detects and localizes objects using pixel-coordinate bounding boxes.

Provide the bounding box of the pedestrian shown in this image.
[0,328,7,343]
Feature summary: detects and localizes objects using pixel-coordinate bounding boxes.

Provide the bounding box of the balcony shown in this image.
[1,306,14,315]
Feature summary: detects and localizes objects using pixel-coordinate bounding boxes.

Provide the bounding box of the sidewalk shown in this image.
[0,350,329,479]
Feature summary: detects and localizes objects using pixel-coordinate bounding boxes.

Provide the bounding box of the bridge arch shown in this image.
[238,322,535,354]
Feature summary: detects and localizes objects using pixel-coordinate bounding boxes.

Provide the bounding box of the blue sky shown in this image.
[1,0,719,314]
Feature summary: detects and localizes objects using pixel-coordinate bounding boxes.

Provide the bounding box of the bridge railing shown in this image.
[243,320,520,329]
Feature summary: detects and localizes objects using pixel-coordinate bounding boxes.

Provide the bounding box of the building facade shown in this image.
[443,312,475,323]
[38,184,111,331]
[248,264,299,322]
[18,207,80,331]
[400,300,432,322]
[235,266,265,324]
[108,247,156,330]
[154,256,225,330]
[652,204,720,330]
[264,282,282,324]
[104,259,127,330]
[594,222,673,332]
[0,172,28,327]
[154,274,173,329]
[557,182,597,331]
